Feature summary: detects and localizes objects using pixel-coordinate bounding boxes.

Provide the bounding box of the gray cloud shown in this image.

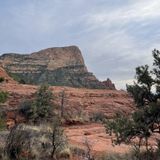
[0,0,160,89]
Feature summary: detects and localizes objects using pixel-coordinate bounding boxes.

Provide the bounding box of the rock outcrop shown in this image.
[102,78,116,90]
[0,46,111,89]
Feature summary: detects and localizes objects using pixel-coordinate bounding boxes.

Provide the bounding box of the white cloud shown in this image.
[86,0,160,30]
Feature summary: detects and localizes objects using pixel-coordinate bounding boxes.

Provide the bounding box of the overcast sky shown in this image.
[0,0,160,89]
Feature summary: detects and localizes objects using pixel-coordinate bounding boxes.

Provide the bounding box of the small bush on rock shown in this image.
[90,112,106,123]
[19,84,55,124]
[0,91,8,103]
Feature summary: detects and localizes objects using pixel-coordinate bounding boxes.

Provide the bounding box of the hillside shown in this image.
[0,82,134,126]
[0,46,115,89]
[0,65,136,159]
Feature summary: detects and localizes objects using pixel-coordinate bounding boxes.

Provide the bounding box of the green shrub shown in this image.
[20,100,37,120]
[0,77,5,83]
[70,145,86,157]
[0,117,6,131]
[90,112,106,123]
[7,73,25,84]
[19,84,54,124]
[0,91,8,103]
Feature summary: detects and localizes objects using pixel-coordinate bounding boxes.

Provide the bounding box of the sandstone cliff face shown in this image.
[0,46,109,89]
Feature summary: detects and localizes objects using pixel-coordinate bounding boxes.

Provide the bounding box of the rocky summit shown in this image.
[0,46,115,89]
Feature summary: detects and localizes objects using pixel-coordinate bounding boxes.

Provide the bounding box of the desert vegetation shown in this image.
[1,48,160,159]
[0,85,71,160]
[0,77,8,104]
[19,84,54,124]
[106,49,160,160]
[0,77,5,83]
[0,77,8,131]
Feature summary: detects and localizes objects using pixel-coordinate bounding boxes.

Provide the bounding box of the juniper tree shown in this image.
[106,49,160,157]
[19,84,54,123]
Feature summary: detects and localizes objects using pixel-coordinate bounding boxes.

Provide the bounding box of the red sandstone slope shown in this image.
[0,67,16,84]
[0,83,135,119]
[0,68,134,116]
[65,123,132,155]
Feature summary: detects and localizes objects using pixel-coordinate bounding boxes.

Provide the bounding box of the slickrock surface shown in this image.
[65,123,131,154]
[0,83,135,118]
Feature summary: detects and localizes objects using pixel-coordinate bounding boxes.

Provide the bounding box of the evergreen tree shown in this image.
[20,84,54,123]
[106,49,160,158]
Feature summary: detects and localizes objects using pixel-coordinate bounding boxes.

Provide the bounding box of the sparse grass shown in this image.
[71,144,160,160]
[96,146,160,160]
[97,153,127,160]
[56,148,72,160]
[70,145,86,158]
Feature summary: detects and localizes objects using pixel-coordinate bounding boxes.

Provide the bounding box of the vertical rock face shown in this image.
[0,46,114,89]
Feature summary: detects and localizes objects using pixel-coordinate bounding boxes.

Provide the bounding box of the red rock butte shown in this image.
[0,46,115,89]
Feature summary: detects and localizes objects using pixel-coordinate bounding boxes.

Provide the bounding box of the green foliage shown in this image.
[19,84,54,123]
[106,49,160,159]
[126,83,147,106]
[0,117,6,131]
[35,84,53,107]
[34,84,53,122]
[7,72,26,84]
[19,100,35,120]
[106,113,141,145]
[90,112,106,123]
[0,77,5,83]
[0,91,8,103]
[135,65,153,90]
